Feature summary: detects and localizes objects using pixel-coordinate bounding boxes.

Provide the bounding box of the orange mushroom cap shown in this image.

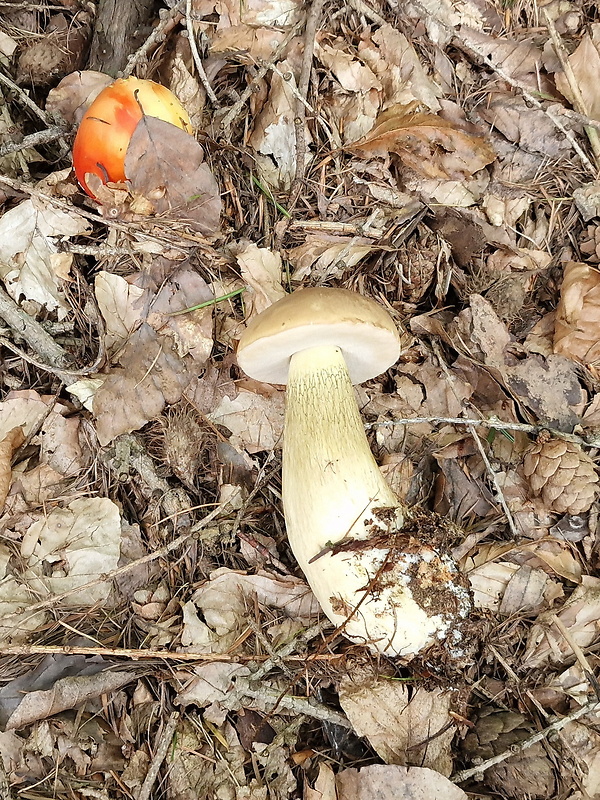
[72,77,192,198]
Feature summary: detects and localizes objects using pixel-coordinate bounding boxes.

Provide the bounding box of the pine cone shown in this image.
[523,438,598,515]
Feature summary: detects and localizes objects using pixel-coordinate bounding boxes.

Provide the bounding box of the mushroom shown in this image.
[237,287,471,658]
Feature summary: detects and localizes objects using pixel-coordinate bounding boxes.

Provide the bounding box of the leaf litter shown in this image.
[4,0,600,798]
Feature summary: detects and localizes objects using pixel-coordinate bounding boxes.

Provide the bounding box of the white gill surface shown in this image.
[282,344,449,656]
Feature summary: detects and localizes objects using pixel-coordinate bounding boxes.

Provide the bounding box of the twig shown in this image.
[0,642,341,663]
[467,421,520,539]
[219,20,304,132]
[367,415,591,445]
[122,0,185,77]
[185,0,220,108]
[542,9,600,169]
[0,72,51,126]
[233,677,352,728]
[0,284,74,371]
[138,711,180,800]
[0,125,67,158]
[288,0,324,208]
[452,699,600,783]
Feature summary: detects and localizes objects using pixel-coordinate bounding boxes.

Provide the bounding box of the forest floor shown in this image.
[1,0,600,798]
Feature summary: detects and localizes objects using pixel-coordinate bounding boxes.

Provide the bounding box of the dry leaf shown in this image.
[94,271,146,355]
[358,24,441,111]
[287,235,374,281]
[335,765,467,800]
[46,69,113,125]
[554,260,600,369]
[339,673,455,775]
[249,60,310,189]
[350,103,496,180]
[92,323,192,446]
[0,427,25,511]
[479,96,572,159]
[175,662,249,707]
[523,576,600,667]
[125,116,221,236]
[555,24,600,121]
[207,387,285,453]
[0,197,91,317]
[234,242,286,315]
[6,669,132,731]
[20,497,122,605]
[316,40,382,94]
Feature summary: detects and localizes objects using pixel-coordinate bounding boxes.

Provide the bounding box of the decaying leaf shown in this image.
[523,576,600,668]
[554,260,600,369]
[287,235,375,281]
[0,197,91,316]
[125,116,221,235]
[94,271,146,356]
[331,764,467,800]
[339,671,455,775]
[207,385,285,453]
[0,427,25,511]
[20,497,122,605]
[350,103,496,180]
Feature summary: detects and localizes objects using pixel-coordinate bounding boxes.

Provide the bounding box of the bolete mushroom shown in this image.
[72,77,192,198]
[237,287,471,658]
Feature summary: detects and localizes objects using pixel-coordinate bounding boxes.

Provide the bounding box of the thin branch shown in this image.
[122,0,185,77]
[0,72,51,126]
[0,126,67,158]
[186,0,220,107]
[138,712,180,800]
[452,699,600,783]
[219,20,305,133]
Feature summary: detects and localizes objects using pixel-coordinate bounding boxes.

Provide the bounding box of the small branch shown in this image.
[219,20,305,132]
[467,421,520,539]
[452,699,600,783]
[122,0,185,77]
[0,72,51,126]
[138,711,180,800]
[288,0,324,208]
[185,0,220,108]
[0,126,67,158]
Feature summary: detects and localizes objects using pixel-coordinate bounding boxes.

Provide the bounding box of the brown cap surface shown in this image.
[237,287,401,385]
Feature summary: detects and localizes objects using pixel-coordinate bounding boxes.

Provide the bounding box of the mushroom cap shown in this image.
[237,287,401,385]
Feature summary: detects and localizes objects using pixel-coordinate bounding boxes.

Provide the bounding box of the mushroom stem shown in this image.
[283,343,401,572]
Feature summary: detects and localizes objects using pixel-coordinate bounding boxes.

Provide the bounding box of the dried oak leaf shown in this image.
[349,103,496,180]
[555,24,600,121]
[0,427,25,511]
[554,260,600,368]
[125,116,221,236]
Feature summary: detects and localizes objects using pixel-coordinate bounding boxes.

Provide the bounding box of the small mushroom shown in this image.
[237,287,471,657]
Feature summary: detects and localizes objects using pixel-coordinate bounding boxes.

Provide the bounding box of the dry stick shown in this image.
[368,416,590,445]
[0,284,74,371]
[0,125,67,158]
[0,642,341,663]
[543,9,600,169]
[0,72,51,126]
[219,20,305,132]
[138,711,180,800]
[288,0,325,210]
[185,0,220,108]
[452,698,600,783]
[122,0,185,77]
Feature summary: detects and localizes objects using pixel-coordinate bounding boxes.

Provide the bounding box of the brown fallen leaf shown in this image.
[554,260,600,369]
[554,24,600,121]
[339,669,455,775]
[0,426,25,511]
[125,116,221,236]
[349,102,496,180]
[334,764,468,800]
[6,669,132,730]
